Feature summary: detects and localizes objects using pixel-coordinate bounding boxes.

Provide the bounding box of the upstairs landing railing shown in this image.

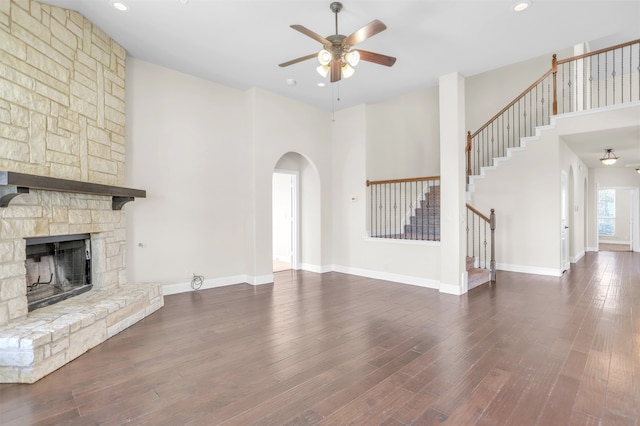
[466,39,640,176]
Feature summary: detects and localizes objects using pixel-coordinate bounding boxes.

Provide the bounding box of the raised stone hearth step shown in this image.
[0,283,163,383]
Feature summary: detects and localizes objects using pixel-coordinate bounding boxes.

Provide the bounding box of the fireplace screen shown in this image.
[25,234,92,311]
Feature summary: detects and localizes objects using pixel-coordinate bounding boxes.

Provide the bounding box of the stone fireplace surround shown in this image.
[0,179,163,383]
[0,0,164,383]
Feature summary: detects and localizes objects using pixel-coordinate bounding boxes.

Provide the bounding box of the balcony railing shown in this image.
[467,39,640,177]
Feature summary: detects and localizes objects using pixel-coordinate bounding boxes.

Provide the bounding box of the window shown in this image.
[598,189,615,236]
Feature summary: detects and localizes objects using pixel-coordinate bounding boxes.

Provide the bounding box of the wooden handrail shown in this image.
[470,68,554,139]
[466,203,490,222]
[470,38,640,139]
[556,38,640,64]
[366,175,440,186]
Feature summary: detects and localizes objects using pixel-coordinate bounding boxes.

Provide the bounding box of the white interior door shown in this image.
[561,171,570,271]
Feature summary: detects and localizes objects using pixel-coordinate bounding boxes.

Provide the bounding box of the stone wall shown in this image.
[0,0,129,326]
[0,0,126,184]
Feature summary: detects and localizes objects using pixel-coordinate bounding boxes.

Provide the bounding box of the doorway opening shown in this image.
[597,187,636,252]
[272,170,298,272]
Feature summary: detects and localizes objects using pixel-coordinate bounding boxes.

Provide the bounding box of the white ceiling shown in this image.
[39,0,640,169]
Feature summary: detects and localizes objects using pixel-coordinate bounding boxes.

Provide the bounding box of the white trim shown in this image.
[249,274,274,285]
[439,281,465,295]
[162,273,273,295]
[331,264,440,290]
[299,263,332,273]
[598,239,630,245]
[570,251,585,263]
[585,246,599,252]
[496,263,562,277]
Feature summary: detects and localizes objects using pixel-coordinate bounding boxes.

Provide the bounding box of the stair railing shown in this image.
[466,204,496,282]
[366,176,440,240]
[466,38,640,177]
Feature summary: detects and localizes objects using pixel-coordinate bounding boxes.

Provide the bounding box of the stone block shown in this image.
[10,3,50,44]
[0,276,24,300]
[66,318,105,361]
[0,348,33,367]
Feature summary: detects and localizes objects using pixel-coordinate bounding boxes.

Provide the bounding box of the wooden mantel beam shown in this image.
[0,171,146,210]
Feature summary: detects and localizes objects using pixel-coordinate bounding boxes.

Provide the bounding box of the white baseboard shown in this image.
[496,262,562,277]
[299,263,332,273]
[163,273,273,295]
[570,251,585,263]
[599,239,630,245]
[585,246,598,252]
[331,264,440,290]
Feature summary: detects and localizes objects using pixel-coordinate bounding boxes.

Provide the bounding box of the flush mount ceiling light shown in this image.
[111,0,129,11]
[279,2,396,83]
[600,148,618,166]
[636,166,640,174]
[512,0,531,12]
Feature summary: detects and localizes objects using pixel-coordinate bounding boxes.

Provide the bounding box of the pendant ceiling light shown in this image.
[600,148,618,166]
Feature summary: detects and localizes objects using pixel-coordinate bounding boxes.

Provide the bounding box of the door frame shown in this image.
[273,169,299,270]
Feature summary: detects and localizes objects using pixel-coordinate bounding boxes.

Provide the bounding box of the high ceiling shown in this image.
[38,0,640,169]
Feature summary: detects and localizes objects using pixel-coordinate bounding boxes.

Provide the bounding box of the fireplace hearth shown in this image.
[25,234,92,312]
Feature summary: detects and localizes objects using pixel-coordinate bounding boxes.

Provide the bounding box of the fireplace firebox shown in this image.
[25,234,92,311]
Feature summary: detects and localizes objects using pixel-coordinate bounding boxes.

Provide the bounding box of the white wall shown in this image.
[125,58,253,286]
[471,105,639,274]
[366,87,440,179]
[125,59,332,291]
[465,47,575,133]
[559,140,589,262]
[331,105,441,289]
[251,88,332,276]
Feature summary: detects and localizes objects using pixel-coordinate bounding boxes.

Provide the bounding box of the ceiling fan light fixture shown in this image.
[111,0,129,11]
[316,64,330,78]
[344,50,360,67]
[318,49,332,66]
[600,148,618,166]
[341,63,355,79]
[512,0,531,12]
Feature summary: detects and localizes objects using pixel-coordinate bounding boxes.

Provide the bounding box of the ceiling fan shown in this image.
[279,2,396,83]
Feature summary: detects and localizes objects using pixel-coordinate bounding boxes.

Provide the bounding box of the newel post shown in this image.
[551,54,558,115]
[465,131,472,178]
[490,208,496,282]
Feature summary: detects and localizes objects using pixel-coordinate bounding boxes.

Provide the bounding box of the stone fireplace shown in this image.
[0,0,163,383]
[25,233,92,311]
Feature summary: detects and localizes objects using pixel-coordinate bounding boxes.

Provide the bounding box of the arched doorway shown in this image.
[272,152,322,273]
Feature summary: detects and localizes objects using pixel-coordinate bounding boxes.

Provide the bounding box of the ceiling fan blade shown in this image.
[356,49,397,67]
[343,20,387,47]
[330,60,341,83]
[279,53,318,68]
[290,25,331,46]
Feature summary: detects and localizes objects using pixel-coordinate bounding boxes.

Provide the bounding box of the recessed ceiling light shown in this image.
[317,82,326,87]
[111,0,129,11]
[286,78,296,86]
[512,0,531,12]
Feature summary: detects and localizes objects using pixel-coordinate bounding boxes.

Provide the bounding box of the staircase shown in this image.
[403,185,440,240]
[467,256,491,290]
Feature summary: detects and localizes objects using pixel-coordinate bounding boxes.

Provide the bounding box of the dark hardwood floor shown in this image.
[1,251,638,425]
